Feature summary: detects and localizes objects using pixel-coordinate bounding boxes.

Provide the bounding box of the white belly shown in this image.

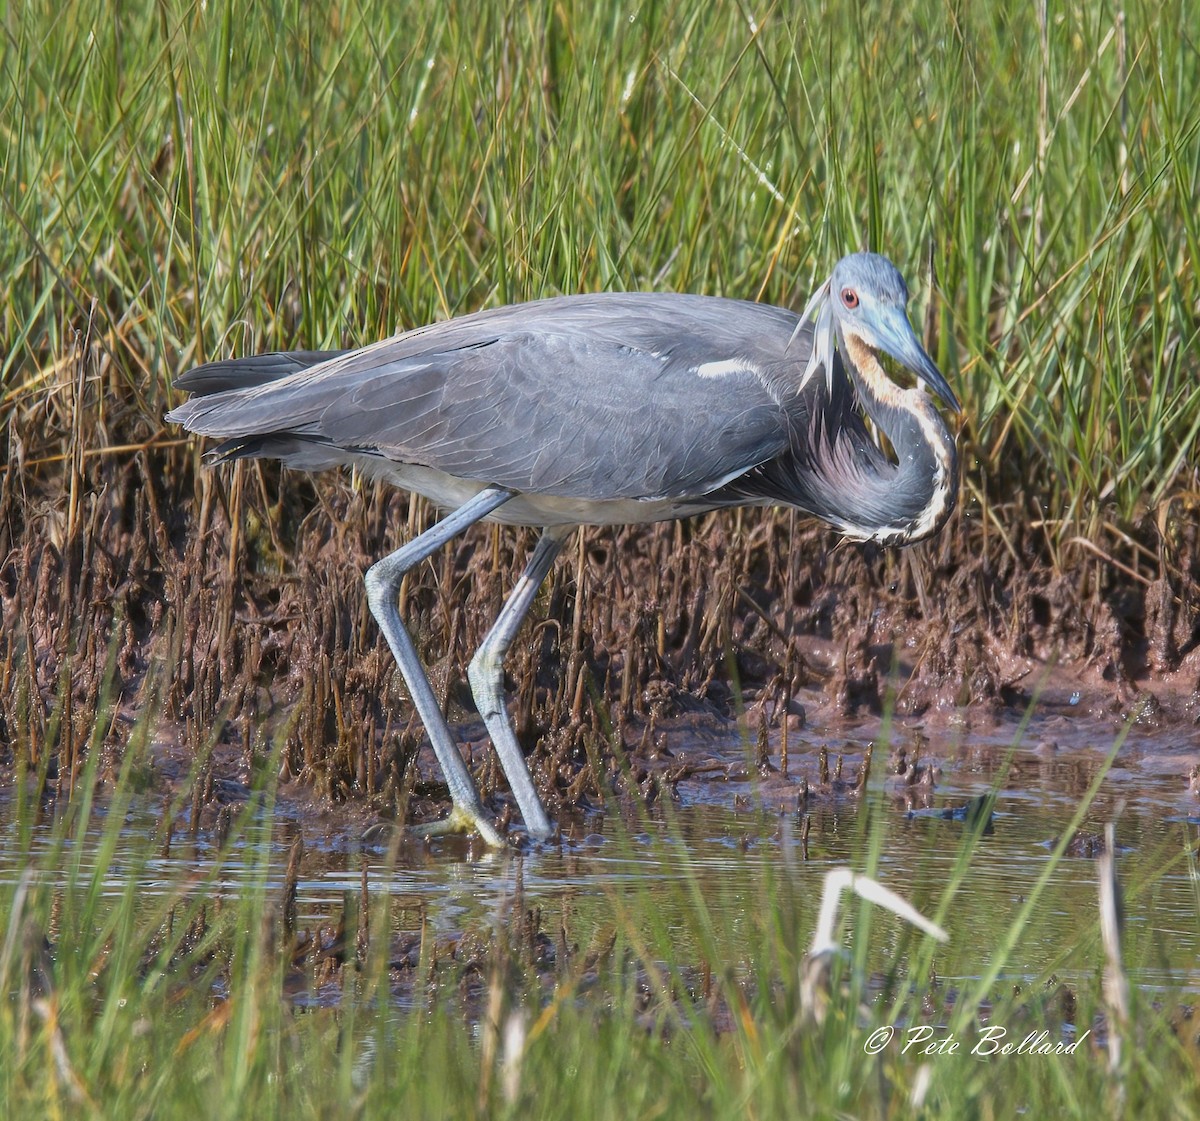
[347,456,724,528]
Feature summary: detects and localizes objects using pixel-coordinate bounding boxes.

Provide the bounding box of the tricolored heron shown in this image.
[167,252,960,846]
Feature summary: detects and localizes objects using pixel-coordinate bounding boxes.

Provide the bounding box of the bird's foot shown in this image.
[408,802,508,848]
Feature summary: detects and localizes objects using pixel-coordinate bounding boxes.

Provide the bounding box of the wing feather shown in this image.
[168,294,806,501]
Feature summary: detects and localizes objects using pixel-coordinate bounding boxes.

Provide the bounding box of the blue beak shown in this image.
[874,310,962,414]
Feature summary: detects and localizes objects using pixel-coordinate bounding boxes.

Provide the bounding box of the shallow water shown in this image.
[2,700,1198,1008]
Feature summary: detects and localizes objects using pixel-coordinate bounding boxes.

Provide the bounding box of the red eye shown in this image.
[841,288,859,309]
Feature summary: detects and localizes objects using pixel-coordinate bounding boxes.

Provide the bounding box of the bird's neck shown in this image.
[840,334,958,546]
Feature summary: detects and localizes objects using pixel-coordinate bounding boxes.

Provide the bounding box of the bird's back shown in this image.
[168,293,837,510]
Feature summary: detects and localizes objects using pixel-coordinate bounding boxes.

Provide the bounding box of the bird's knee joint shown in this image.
[467,647,503,691]
[363,574,386,609]
[364,558,400,595]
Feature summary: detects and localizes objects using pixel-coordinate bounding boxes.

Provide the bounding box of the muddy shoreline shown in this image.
[3,438,1200,832]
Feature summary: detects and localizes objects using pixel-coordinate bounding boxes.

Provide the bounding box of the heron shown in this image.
[167,252,960,846]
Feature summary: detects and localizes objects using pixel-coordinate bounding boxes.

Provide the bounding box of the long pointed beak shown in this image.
[873,310,961,414]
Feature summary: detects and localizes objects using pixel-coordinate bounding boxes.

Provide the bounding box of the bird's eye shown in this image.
[841,288,859,309]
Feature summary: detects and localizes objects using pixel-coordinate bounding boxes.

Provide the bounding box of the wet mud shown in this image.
[3,398,1200,835]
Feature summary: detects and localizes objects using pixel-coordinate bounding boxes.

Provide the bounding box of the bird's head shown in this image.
[801,252,961,413]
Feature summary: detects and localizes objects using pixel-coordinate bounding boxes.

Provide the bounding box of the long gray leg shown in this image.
[467,527,571,840]
[365,486,514,846]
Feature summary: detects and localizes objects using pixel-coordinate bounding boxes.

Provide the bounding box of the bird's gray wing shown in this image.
[168,304,796,501]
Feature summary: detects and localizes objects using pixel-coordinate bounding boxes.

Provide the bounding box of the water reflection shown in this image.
[2,710,1198,1000]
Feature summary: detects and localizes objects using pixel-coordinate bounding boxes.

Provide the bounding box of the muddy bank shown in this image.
[3,405,1200,828]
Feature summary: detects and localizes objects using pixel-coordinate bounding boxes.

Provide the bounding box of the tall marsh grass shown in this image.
[2,0,1198,549]
[4,4,1200,1114]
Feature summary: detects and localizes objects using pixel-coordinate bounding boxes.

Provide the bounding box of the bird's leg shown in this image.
[364,485,514,846]
[466,528,570,841]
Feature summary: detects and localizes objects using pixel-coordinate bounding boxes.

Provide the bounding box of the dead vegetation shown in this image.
[4,336,1200,827]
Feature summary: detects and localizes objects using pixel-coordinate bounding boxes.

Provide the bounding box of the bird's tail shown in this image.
[171,350,350,397]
